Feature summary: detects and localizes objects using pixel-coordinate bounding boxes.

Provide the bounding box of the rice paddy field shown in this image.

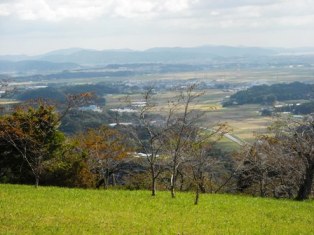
[0,184,313,234]
[105,89,272,147]
[0,99,19,105]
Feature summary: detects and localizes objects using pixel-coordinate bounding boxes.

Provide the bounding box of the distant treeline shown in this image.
[0,60,80,73]
[60,110,113,135]
[275,101,314,115]
[15,71,137,82]
[17,84,120,104]
[223,82,314,106]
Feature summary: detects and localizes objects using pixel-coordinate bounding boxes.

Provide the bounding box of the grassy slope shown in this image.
[0,184,313,235]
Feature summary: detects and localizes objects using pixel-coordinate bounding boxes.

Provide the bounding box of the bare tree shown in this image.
[129,84,229,199]
[272,115,314,200]
[236,119,310,199]
[58,92,94,121]
[126,84,205,197]
[163,84,205,198]
[126,88,167,196]
[184,123,229,204]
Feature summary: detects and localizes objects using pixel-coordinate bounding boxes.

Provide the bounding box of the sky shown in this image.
[1,0,314,55]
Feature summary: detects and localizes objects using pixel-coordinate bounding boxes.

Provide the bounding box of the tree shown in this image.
[184,124,229,204]
[76,126,130,189]
[163,84,205,198]
[43,140,97,188]
[0,102,64,187]
[128,84,230,199]
[236,115,314,200]
[272,115,314,200]
[127,88,167,196]
[236,136,300,198]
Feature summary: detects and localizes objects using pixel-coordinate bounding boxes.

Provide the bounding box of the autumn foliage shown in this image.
[0,102,130,188]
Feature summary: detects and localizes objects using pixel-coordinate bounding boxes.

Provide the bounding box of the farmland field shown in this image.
[0,184,313,234]
[0,99,19,105]
[105,90,272,145]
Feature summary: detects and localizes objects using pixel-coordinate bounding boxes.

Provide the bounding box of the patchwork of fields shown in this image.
[105,90,273,147]
[1,67,313,147]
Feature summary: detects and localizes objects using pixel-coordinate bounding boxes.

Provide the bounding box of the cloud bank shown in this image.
[1,0,314,28]
[1,0,314,54]
[0,0,198,21]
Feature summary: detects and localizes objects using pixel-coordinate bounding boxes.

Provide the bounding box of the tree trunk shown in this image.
[170,159,179,198]
[152,177,157,196]
[104,169,110,189]
[151,165,157,196]
[112,173,116,186]
[170,173,176,198]
[96,178,104,189]
[34,165,41,188]
[296,162,314,201]
[194,187,200,205]
[260,176,266,197]
[35,176,39,188]
[199,175,206,193]
[179,171,184,191]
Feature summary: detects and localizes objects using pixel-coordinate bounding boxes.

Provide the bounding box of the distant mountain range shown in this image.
[1,46,314,74]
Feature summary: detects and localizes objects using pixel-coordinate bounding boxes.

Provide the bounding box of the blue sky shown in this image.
[1,0,314,55]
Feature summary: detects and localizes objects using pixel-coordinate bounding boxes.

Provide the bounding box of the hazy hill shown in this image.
[0,54,30,62]
[35,46,278,65]
[1,46,314,67]
[0,60,81,74]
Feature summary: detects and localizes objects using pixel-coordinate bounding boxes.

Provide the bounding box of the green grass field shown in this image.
[0,184,313,234]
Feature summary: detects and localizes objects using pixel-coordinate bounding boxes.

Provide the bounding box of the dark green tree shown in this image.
[0,102,64,187]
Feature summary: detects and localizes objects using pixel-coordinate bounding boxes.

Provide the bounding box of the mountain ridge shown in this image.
[1,45,314,68]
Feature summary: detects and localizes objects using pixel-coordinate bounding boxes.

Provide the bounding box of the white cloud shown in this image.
[1,0,114,21]
[0,3,10,16]
[0,0,199,21]
[1,0,314,29]
[181,0,314,30]
[1,0,314,54]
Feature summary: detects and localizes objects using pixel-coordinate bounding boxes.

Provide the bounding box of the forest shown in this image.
[223,82,314,106]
